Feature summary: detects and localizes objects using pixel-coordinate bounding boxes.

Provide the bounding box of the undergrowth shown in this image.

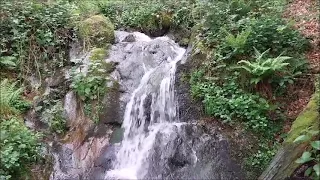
[187,0,310,176]
[0,0,74,86]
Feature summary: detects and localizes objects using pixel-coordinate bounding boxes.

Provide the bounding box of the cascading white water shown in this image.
[105,35,186,179]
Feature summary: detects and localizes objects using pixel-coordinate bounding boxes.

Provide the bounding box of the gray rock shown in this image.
[64,91,78,126]
[145,124,244,180]
[89,144,120,180]
[175,49,203,123]
[109,127,124,144]
[122,34,136,42]
[100,83,122,125]
[46,69,66,88]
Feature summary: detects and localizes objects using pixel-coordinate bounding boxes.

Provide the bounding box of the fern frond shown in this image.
[0,79,23,117]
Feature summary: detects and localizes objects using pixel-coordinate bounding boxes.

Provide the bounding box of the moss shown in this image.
[285,91,319,143]
[79,15,115,48]
[159,12,172,29]
[178,37,190,47]
[90,48,108,61]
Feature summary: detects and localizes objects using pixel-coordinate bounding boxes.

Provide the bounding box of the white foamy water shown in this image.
[105,35,186,180]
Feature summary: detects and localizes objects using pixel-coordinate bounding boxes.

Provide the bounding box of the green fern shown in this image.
[225,27,251,50]
[237,48,291,84]
[0,56,17,69]
[0,79,23,117]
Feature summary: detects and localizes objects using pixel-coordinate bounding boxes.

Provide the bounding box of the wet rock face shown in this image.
[175,48,203,123]
[88,144,120,179]
[105,31,182,124]
[99,83,122,125]
[145,124,244,180]
[137,50,243,180]
[51,90,114,179]
[64,91,78,126]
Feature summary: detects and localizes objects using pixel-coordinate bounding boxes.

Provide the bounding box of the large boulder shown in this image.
[79,15,115,48]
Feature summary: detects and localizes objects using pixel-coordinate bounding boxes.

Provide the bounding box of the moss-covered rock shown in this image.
[158,11,172,29]
[90,48,108,61]
[79,15,115,48]
[140,11,173,37]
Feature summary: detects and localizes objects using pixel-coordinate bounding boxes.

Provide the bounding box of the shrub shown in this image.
[70,47,114,100]
[0,118,41,179]
[98,0,197,34]
[246,17,309,55]
[190,72,272,133]
[99,1,166,32]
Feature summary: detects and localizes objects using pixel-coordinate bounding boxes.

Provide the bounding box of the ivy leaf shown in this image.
[85,88,91,94]
[304,167,312,177]
[313,164,320,177]
[295,151,314,164]
[311,141,320,150]
[293,135,311,143]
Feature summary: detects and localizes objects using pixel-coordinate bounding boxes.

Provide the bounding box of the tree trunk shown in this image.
[259,88,319,180]
[259,143,308,180]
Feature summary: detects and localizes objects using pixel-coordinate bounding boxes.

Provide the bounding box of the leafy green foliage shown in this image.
[237,48,291,84]
[246,142,278,171]
[246,17,309,55]
[224,27,251,53]
[187,3,305,176]
[0,79,30,117]
[99,1,164,32]
[70,56,112,123]
[0,56,17,70]
[98,0,196,34]
[0,118,41,179]
[190,72,275,133]
[0,0,74,81]
[71,61,110,101]
[294,129,320,179]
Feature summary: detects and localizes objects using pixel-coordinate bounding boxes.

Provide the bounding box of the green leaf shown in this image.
[304,167,312,177]
[85,88,91,94]
[295,151,314,164]
[311,141,320,150]
[293,135,311,143]
[313,164,320,177]
[309,130,319,136]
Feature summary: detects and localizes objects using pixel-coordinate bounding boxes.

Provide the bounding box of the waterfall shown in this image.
[105,35,186,179]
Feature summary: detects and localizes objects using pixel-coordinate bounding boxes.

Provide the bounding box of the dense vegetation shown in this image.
[0,0,317,179]
[0,0,73,178]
